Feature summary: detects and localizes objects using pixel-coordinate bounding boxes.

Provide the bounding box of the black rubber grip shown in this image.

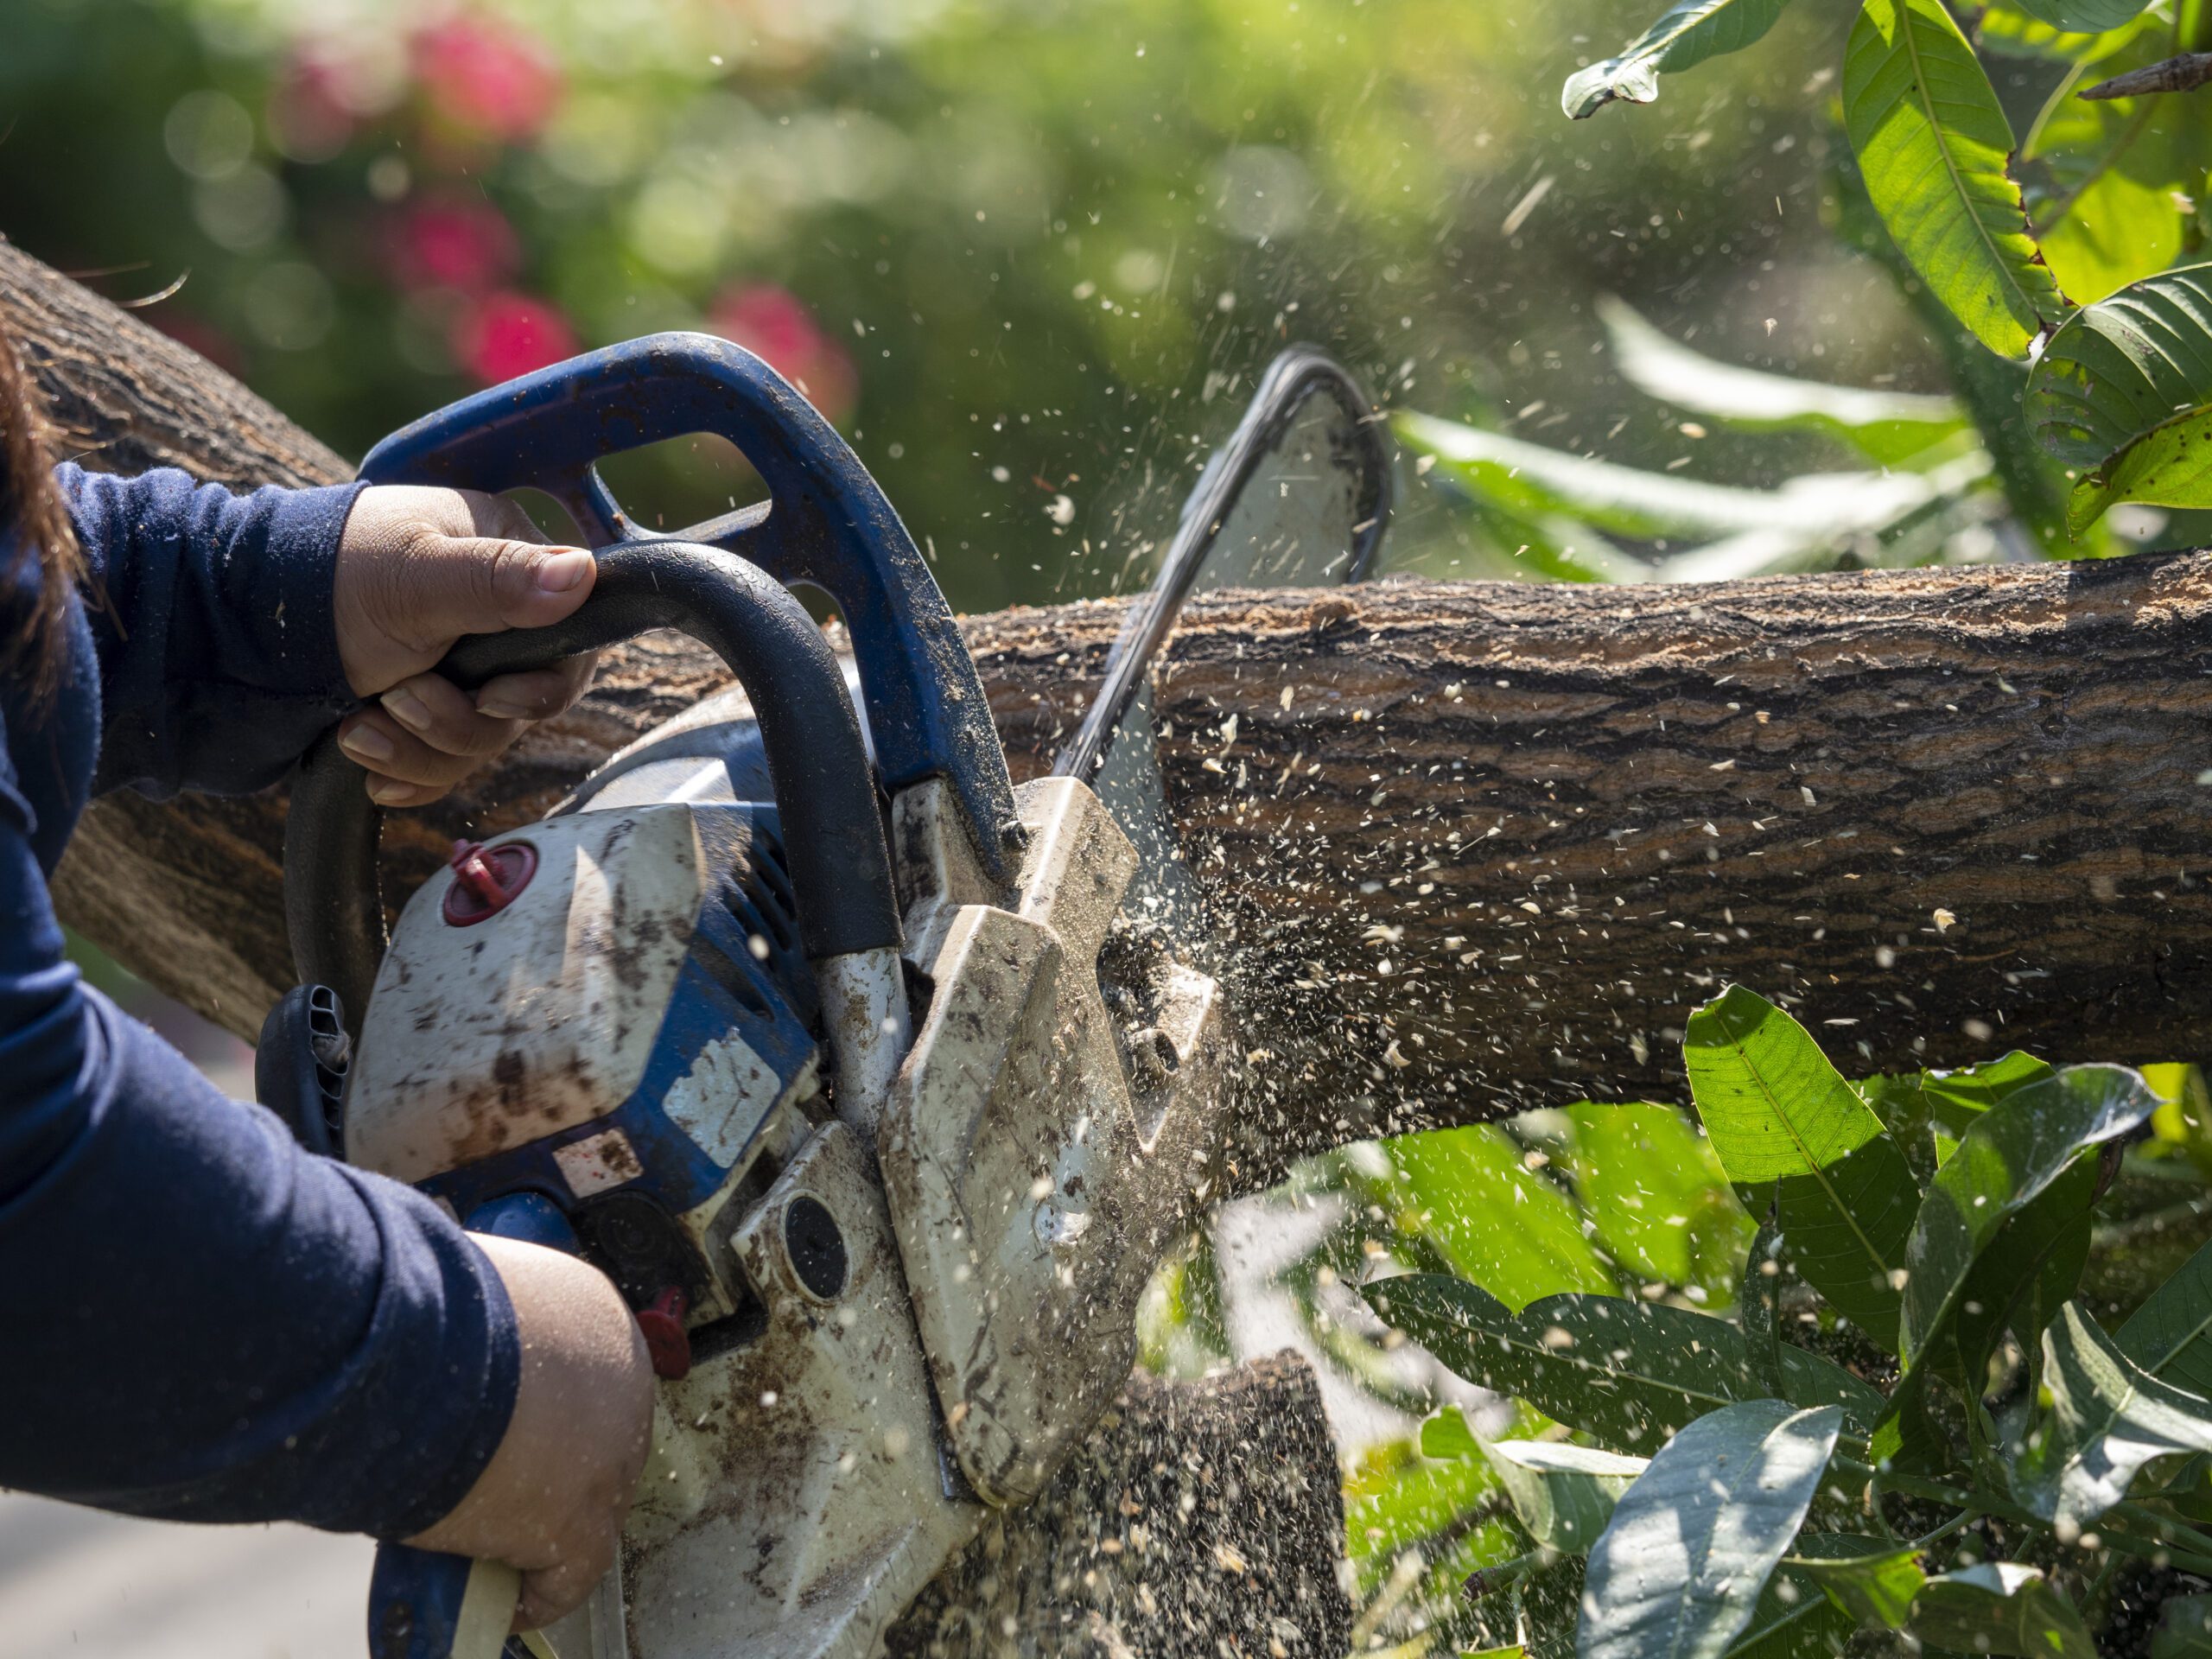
[284,540,901,1031]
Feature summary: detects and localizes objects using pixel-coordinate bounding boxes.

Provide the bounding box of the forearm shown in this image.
[0,808,517,1533]
[58,464,363,798]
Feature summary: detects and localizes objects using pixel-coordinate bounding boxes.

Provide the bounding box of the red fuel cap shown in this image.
[442,839,537,926]
[637,1287,692,1380]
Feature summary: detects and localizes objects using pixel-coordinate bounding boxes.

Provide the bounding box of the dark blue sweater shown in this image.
[0,466,518,1536]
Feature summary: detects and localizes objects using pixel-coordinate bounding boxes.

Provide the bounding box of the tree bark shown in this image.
[16,238,2212,1649]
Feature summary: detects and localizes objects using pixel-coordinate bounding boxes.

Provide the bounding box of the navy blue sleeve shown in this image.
[0,709,520,1535]
[57,463,365,798]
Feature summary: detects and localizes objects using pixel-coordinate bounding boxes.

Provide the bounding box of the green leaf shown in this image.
[2155,1593,2212,1659]
[1597,296,1968,464]
[1918,1051,2056,1128]
[1561,0,1796,119]
[1366,1276,1756,1452]
[1687,988,1892,1181]
[1906,1562,2098,1659]
[1877,1064,2159,1471]
[1394,410,1955,543]
[2028,262,2212,467]
[2006,0,2152,28]
[1947,1156,2097,1410]
[1742,1210,1786,1398]
[1365,1275,1883,1454]
[1786,1534,1926,1630]
[1686,986,1916,1351]
[1579,1402,1842,1659]
[2068,405,2212,534]
[1842,0,2069,359]
[1488,1439,1648,1553]
[1723,1569,1855,1657]
[1977,1,2156,62]
[1385,1125,1616,1311]
[1862,1053,2053,1186]
[1342,1433,1516,1595]
[2120,1235,2212,1397]
[2024,34,2206,305]
[1897,1064,2158,1367]
[2015,1300,2212,1529]
[1562,1102,1751,1300]
[1419,1403,1484,1463]
[1778,1347,1888,1445]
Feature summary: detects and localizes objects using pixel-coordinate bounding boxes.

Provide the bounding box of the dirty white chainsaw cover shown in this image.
[345,807,707,1183]
[881,778,1229,1506]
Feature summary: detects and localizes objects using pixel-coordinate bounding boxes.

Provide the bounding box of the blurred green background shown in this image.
[1,0,1967,613]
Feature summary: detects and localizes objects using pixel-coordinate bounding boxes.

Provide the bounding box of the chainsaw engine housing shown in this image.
[346,799,823,1332]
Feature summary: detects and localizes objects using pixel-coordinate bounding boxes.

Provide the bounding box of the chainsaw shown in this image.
[255,334,1388,1659]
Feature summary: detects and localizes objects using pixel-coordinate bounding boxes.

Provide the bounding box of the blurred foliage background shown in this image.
[1,0,1971,614]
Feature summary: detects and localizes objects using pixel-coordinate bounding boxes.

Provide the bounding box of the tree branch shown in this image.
[2082,51,2212,99]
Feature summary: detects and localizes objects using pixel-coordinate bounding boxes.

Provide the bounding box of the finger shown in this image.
[378,672,527,760]
[363,776,449,809]
[455,488,552,548]
[336,710,480,793]
[474,654,597,721]
[396,535,597,642]
[512,1528,620,1632]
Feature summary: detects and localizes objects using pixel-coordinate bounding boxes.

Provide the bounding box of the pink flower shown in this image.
[389,198,520,293]
[412,16,562,144]
[709,284,857,423]
[268,55,357,162]
[452,291,578,385]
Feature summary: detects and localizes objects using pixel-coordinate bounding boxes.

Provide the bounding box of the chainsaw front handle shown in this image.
[359,331,1020,881]
[285,540,901,1033]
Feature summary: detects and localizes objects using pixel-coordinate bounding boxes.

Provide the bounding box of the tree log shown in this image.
[17,229,2212,1159]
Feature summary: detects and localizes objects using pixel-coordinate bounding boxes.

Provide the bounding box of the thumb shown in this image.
[410,537,597,641]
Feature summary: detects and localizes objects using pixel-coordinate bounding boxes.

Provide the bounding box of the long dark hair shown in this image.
[0,311,82,695]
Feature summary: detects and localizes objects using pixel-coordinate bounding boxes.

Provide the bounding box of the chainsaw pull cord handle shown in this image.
[357,330,1020,884]
[284,537,902,1035]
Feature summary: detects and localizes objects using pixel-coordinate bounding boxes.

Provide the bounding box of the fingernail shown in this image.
[380,687,432,732]
[340,724,394,763]
[366,777,413,805]
[476,696,531,720]
[535,549,594,594]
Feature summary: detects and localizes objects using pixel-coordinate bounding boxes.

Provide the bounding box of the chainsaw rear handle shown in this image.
[359,331,1020,882]
[285,539,901,1033]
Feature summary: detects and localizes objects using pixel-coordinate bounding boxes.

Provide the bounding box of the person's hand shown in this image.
[404,1235,656,1632]
[332,486,600,807]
